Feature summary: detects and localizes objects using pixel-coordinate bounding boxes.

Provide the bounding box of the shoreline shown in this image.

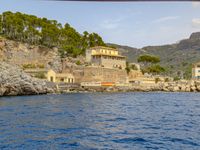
[1,90,200,98]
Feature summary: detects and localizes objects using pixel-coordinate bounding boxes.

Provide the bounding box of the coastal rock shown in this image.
[191,86,197,92]
[196,85,200,91]
[0,62,56,96]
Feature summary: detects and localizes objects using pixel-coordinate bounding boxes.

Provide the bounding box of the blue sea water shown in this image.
[0,92,200,150]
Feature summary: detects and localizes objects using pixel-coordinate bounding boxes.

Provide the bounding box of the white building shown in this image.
[192,62,200,79]
[86,46,126,69]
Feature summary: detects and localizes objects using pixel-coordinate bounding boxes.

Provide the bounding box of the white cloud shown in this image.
[100,19,121,30]
[152,16,180,23]
[192,2,200,8]
[192,18,200,27]
[99,10,140,30]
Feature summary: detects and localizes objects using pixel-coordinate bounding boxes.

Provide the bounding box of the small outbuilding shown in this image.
[47,69,75,83]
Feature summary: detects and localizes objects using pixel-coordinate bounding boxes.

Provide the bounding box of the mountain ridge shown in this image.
[108,31,200,79]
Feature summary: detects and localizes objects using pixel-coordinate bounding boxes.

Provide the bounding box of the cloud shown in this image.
[152,16,180,23]
[192,2,200,8]
[100,19,121,30]
[192,18,200,27]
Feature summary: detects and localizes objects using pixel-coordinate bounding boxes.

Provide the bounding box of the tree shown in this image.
[0,14,2,34]
[137,54,160,65]
[142,64,165,75]
[0,11,106,58]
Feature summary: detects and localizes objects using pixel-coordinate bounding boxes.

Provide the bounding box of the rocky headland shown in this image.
[0,62,56,96]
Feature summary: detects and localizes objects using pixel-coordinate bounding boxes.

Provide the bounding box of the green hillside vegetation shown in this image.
[108,32,200,79]
[0,11,106,57]
[137,54,160,64]
[137,54,165,75]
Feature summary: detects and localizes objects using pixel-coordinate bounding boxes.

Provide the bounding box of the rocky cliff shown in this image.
[0,37,63,72]
[0,62,56,96]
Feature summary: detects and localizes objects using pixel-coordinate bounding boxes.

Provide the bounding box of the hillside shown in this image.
[0,11,106,58]
[109,32,200,79]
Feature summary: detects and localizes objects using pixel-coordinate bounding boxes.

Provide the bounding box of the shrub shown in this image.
[164,78,169,82]
[155,77,161,83]
[76,60,81,65]
[174,76,180,81]
[22,64,36,69]
[142,65,165,75]
[131,64,138,70]
[34,72,46,79]
[137,55,160,64]
[38,64,45,68]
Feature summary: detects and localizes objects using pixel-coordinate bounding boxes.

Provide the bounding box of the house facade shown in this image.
[192,62,200,79]
[86,46,126,69]
[47,69,75,83]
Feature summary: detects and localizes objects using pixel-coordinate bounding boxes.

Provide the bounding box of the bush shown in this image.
[34,72,46,79]
[164,78,169,82]
[125,67,130,74]
[174,76,180,81]
[76,60,81,65]
[38,64,45,68]
[155,77,161,83]
[22,64,36,69]
[138,55,160,64]
[22,63,45,69]
[142,65,165,74]
[131,64,138,70]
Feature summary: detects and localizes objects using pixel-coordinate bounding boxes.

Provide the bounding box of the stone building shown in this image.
[47,69,75,83]
[192,62,200,79]
[86,46,126,69]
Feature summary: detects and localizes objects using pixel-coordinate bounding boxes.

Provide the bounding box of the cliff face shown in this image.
[0,62,56,96]
[0,37,62,72]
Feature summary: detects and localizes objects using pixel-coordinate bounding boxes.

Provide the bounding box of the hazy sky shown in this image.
[1,1,200,48]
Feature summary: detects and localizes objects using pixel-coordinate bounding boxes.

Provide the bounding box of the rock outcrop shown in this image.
[0,62,56,96]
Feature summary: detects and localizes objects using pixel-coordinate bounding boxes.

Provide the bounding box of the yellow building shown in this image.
[47,69,75,83]
[192,62,200,79]
[86,46,126,69]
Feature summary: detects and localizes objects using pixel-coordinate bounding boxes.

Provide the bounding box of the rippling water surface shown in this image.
[0,92,200,149]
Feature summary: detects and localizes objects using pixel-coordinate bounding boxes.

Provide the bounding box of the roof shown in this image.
[56,73,74,78]
[89,46,118,51]
[92,53,126,58]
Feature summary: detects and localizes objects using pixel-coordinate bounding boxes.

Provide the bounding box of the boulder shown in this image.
[196,85,200,91]
[191,86,197,92]
[173,86,180,92]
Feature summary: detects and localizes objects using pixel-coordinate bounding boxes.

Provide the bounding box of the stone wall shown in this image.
[101,56,126,69]
[91,56,126,69]
[77,66,128,84]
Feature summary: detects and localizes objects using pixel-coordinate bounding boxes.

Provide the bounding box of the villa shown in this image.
[86,46,126,69]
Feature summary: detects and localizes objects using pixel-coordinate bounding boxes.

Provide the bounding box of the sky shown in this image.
[0,1,200,48]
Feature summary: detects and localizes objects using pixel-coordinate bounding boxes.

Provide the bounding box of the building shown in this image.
[86,46,126,69]
[47,69,75,83]
[192,62,200,79]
